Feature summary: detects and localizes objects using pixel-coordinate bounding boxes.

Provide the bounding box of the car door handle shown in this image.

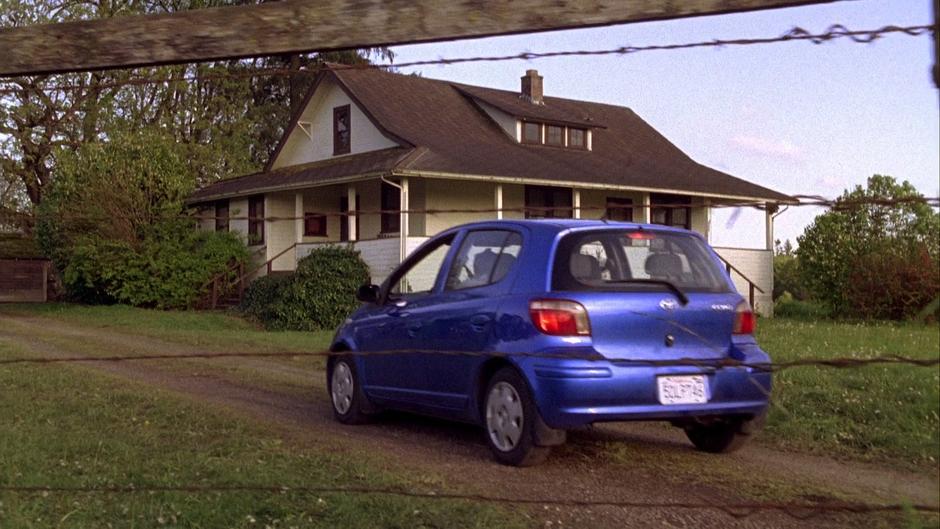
[407,323,422,337]
[470,314,492,331]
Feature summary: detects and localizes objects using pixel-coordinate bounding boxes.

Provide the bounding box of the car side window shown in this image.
[390,236,453,296]
[446,230,522,291]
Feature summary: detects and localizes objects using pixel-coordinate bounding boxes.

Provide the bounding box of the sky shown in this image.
[385,0,939,249]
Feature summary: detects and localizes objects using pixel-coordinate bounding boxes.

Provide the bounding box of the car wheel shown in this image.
[684,417,758,453]
[328,356,371,424]
[483,367,550,466]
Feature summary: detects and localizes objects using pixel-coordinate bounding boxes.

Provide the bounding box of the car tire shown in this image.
[328,356,372,425]
[684,416,759,453]
[483,367,551,467]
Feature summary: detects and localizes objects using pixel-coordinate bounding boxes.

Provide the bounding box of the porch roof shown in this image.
[188,147,413,202]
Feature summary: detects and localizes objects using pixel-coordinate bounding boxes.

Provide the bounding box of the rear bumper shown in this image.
[522,355,772,430]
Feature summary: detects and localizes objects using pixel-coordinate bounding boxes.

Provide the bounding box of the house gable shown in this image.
[270,76,402,170]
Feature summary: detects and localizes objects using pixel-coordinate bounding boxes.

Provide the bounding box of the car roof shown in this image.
[449,219,694,236]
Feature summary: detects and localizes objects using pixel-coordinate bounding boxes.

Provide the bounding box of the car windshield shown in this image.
[552,229,730,293]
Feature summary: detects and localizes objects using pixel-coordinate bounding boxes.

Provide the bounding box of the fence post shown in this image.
[210,280,218,310]
[749,282,756,310]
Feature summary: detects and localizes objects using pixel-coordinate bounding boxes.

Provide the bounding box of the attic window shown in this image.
[520,121,589,150]
[568,128,586,149]
[333,105,351,155]
[522,122,541,144]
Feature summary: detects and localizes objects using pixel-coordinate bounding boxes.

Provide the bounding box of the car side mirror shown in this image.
[356,283,380,303]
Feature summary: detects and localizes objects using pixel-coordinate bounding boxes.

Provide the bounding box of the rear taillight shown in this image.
[733,302,755,335]
[529,299,591,336]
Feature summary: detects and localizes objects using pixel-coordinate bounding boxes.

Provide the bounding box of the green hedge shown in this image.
[62,221,249,309]
[241,246,370,331]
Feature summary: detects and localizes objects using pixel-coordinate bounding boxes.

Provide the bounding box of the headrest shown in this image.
[645,253,682,277]
[570,253,601,281]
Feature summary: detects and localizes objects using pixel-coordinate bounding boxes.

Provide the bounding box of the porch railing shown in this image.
[715,254,765,309]
[199,244,295,309]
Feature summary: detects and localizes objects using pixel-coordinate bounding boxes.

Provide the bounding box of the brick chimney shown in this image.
[520,69,544,105]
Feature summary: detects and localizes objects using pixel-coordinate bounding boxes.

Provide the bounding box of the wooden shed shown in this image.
[0,258,51,302]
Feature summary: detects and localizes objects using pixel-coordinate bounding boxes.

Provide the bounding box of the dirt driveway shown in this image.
[1,312,937,529]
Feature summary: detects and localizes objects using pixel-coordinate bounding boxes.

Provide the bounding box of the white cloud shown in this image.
[729,134,802,161]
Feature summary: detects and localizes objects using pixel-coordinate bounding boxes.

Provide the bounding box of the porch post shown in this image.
[572,189,581,219]
[641,192,651,223]
[494,183,503,219]
[400,177,409,262]
[765,203,775,251]
[347,185,357,242]
[294,192,304,244]
[703,198,712,244]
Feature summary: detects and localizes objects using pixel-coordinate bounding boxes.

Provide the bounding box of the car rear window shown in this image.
[552,229,730,293]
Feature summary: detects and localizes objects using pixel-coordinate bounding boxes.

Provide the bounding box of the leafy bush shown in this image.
[844,246,939,321]
[241,246,370,331]
[35,128,250,308]
[62,220,248,308]
[772,240,807,301]
[774,293,832,320]
[797,175,939,317]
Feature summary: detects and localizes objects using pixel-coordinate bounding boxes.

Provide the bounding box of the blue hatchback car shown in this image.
[328,220,771,466]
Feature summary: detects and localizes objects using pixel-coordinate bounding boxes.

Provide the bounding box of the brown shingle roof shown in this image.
[192,66,792,203]
[189,147,413,202]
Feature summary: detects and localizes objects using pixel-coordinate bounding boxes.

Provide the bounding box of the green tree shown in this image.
[37,128,248,307]
[773,239,806,300]
[796,175,939,316]
[0,0,392,214]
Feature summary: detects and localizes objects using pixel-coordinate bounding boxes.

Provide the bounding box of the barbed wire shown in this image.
[1,483,936,520]
[0,23,932,95]
[1,195,937,225]
[0,349,936,371]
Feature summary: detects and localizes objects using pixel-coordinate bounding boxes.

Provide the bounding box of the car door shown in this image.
[354,234,455,404]
[411,229,524,412]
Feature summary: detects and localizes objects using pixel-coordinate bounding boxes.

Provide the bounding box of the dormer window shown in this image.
[333,105,351,155]
[518,120,590,150]
[568,128,586,149]
[522,122,541,144]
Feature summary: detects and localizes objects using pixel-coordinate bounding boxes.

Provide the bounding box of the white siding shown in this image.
[713,247,774,317]
[229,198,249,238]
[424,179,499,235]
[266,192,296,271]
[272,77,399,169]
[476,100,519,140]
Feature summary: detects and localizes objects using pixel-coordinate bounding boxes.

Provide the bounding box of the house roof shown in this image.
[190,147,414,201]
[191,66,793,203]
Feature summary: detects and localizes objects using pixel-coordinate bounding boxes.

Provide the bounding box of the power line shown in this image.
[0,23,932,95]
[0,349,936,372]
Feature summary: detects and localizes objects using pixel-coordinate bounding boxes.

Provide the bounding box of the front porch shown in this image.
[231,176,775,315]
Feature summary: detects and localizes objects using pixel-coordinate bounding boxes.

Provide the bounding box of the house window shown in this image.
[606,197,633,222]
[522,122,541,144]
[214,200,229,232]
[524,185,572,219]
[545,125,564,146]
[650,193,691,229]
[333,105,351,155]
[568,128,586,149]
[248,195,264,245]
[340,195,360,242]
[304,213,327,237]
[380,182,400,233]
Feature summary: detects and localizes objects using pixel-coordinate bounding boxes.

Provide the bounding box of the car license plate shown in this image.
[657,375,708,405]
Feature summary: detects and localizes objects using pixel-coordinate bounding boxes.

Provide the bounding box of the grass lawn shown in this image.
[0,303,334,353]
[757,318,940,467]
[0,340,527,529]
